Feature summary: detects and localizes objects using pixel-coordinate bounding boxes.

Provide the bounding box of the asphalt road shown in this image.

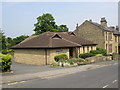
[3,63,118,88]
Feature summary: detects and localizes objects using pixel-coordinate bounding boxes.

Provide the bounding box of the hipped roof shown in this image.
[12,32,97,49]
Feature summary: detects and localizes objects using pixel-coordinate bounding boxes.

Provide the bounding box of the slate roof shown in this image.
[87,20,120,35]
[12,32,97,49]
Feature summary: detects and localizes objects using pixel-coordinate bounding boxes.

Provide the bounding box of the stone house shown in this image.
[74,17,120,54]
[12,32,97,65]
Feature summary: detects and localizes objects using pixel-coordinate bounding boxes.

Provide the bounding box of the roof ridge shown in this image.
[62,38,81,46]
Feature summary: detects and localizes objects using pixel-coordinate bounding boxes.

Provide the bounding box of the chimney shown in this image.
[100,17,107,28]
[109,26,115,30]
[116,26,119,31]
[76,23,79,30]
[89,19,92,22]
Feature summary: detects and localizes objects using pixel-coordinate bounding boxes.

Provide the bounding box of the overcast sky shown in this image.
[1,1,119,38]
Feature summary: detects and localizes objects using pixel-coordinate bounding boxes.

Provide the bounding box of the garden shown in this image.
[50,48,112,67]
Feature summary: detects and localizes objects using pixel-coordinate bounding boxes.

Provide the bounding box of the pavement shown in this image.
[1,60,118,86]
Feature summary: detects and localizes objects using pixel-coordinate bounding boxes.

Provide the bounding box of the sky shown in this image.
[1,1,119,38]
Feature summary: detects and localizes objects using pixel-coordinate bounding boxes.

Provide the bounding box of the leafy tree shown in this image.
[12,35,29,46]
[6,37,13,50]
[0,30,6,50]
[34,13,58,35]
[58,25,68,32]
[33,13,69,35]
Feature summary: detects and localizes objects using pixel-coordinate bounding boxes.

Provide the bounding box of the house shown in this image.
[74,17,120,54]
[12,32,97,65]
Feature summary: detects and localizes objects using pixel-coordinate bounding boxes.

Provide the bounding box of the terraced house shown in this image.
[74,17,120,54]
[12,32,97,65]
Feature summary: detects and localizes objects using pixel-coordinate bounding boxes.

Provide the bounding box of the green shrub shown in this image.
[96,48,107,56]
[90,50,101,54]
[0,53,12,72]
[90,48,107,56]
[79,53,94,59]
[54,54,68,62]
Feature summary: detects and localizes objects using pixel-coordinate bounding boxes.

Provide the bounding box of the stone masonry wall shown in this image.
[74,21,105,49]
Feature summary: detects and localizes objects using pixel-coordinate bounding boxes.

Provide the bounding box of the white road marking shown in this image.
[103,85,109,88]
[112,80,117,83]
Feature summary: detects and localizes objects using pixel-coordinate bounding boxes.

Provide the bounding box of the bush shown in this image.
[54,54,68,62]
[90,48,107,56]
[79,53,94,59]
[96,54,103,57]
[0,53,12,72]
[96,48,107,56]
[90,50,101,54]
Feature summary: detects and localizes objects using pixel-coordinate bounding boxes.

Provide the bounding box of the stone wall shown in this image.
[14,48,69,66]
[74,21,105,49]
[112,54,120,60]
[14,49,46,65]
[85,56,112,63]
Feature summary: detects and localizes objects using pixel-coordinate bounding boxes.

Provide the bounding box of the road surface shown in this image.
[3,63,118,88]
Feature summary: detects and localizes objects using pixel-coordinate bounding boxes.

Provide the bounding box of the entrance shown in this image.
[69,48,73,58]
[69,47,79,58]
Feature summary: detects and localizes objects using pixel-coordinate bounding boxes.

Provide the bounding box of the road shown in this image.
[3,63,118,88]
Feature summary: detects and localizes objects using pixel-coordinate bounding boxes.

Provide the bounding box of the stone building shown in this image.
[12,32,97,65]
[74,18,120,54]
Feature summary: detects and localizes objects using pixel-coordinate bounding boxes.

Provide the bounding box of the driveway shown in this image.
[2,59,67,76]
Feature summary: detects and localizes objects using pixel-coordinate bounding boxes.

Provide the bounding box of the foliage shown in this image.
[12,35,29,46]
[0,30,6,50]
[0,53,12,72]
[58,25,68,32]
[50,62,60,67]
[79,53,94,59]
[96,48,107,56]
[96,54,103,57]
[33,13,68,35]
[54,54,68,62]
[90,50,101,55]
[90,48,107,56]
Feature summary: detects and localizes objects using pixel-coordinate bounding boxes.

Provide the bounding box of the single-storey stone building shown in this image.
[12,32,97,65]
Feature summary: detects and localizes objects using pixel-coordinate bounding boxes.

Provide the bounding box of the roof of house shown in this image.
[12,32,97,49]
[86,20,120,35]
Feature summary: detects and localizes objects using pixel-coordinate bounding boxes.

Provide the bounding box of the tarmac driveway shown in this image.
[2,59,67,76]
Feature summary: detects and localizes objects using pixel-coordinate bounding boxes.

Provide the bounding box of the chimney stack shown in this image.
[116,26,119,31]
[100,17,107,28]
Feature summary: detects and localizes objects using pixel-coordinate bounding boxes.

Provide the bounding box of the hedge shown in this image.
[0,53,12,72]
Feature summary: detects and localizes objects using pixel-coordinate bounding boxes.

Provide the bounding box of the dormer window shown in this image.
[68,32,76,36]
[52,34,62,39]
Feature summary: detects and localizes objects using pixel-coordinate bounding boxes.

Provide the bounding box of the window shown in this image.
[106,44,108,50]
[106,32,108,41]
[87,46,89,53]
[91,46,93,50]
[108,32,112,41]
[115,36,117,42]
[109,44,112,53]
[115,46,117,53]
[83,47,85,53]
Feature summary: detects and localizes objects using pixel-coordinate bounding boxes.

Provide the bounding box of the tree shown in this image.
[58,25,68,32]
[34,13,58,35]
[33,13,69,35]
[12,35,29,46]
[6,37,13,50]
[0,30,6,51]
